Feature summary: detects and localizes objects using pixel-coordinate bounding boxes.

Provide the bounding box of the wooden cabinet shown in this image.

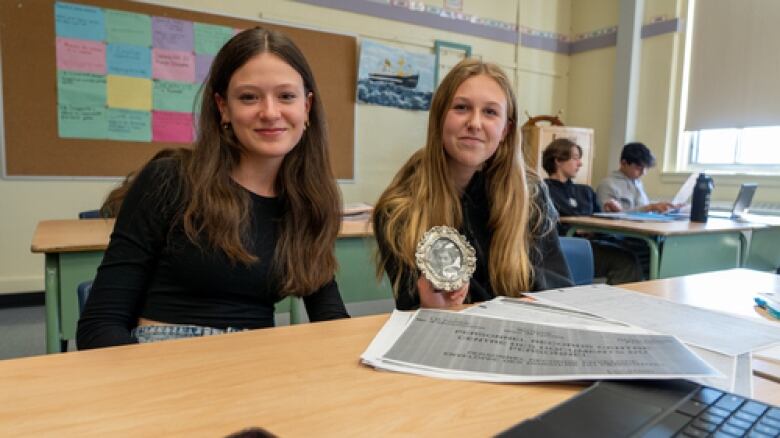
[521,126,595,185]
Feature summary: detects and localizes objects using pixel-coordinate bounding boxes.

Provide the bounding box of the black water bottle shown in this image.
[690,173,713,222]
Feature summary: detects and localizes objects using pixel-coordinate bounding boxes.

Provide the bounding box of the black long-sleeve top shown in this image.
[375,172,574,310]
[77,158,348,349]
[545,178,599,235]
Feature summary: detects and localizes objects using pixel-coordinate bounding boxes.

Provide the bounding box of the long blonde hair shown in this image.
[373,58,551,298]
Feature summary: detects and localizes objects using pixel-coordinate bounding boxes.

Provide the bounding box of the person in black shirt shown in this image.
[373,59,573,310]
[77,27,349,349]
[542,138,642,284]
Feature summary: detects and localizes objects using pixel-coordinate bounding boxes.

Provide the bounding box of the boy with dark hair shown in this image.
[543,138,642,284]
[596,142,676,212]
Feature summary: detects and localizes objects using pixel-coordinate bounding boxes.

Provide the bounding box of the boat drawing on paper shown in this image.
[368,58,420,89]
[357,40,434,110]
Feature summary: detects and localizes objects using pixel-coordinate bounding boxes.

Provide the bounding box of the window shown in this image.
[682,126,780,173]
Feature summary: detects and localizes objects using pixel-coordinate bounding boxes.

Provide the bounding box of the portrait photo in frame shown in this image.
[433,40,472,87]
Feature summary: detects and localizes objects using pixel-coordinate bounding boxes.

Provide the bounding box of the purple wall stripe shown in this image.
[641,18,681,39]
[570,32,618,54]
[520,34,569,54]
[295,0,518,44]
[292,0,681,55]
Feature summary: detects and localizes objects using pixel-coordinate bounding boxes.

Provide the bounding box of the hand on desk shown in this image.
[417,277,469,309]
[642,202,682,213]
[602,199,623,212]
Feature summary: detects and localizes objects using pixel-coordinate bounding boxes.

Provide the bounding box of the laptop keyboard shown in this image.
[648,386,780,437]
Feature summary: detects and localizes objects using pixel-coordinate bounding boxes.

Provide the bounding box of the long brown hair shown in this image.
[373,58,552,298]
[175,27,340,297]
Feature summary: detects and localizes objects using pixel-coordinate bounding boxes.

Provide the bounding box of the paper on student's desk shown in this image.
[671,172,699,205]
[465,297,752,395]
[361,309,719,383]
[533,285,780,356]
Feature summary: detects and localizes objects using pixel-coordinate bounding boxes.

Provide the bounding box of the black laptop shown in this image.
[710,183,758,219]
[496,379,780,438]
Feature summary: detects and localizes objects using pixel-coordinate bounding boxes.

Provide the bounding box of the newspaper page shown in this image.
[364,309,718,383]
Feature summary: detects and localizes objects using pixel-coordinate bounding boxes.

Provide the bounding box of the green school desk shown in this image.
[31,218,389,354]
[560,216,765,280]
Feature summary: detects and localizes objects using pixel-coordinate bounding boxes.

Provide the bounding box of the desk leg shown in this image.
[634,236,660,280]
[44,254,63,354]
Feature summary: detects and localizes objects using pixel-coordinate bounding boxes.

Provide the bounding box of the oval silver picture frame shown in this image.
[415,225,476,292]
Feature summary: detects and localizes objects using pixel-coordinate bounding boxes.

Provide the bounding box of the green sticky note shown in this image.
[58,104,107,139]
[107,108,151,142]
[105,9,152,46]
[194,23,233,55]
[57,71,106,107]
[153,80,200,112]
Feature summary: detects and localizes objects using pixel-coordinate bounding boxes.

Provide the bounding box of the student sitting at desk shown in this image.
[77,27,348,349]
[542,138,642,284]
[373,59,573,311]
[596,142,677,213]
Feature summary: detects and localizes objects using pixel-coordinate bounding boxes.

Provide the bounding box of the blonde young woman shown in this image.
[373,59,573,310]
[77,27,348,348]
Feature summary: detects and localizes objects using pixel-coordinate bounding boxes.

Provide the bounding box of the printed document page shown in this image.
[362,309,719,383]
[533,285,780,356]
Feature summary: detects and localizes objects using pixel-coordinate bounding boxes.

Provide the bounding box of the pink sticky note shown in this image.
[152,48,195,83]
[152,110,194,143]
[56,37,106,74]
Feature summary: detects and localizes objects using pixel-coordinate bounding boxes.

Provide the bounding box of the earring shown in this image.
[303,120,309,131]
[222,122,230,130]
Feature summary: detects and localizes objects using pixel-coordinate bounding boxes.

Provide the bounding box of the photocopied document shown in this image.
[361,309,719,383]
[533,285,780,356]
[465,297,753,395]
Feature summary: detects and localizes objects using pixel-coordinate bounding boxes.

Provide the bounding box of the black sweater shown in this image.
[77,158,348,349]
[375,172,574,310]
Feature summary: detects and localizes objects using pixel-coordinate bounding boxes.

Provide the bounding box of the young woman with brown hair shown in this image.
[77,27,348,349]
[373,59,572,310]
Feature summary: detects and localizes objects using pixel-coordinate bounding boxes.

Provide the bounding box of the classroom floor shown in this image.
[0,305,76,360]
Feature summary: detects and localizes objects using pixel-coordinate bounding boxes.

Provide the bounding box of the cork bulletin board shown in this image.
[0,0,356,179]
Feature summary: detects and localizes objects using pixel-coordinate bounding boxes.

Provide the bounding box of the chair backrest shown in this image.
[77,280,93,313]
[78,210,101,219]
[558,236,594,286]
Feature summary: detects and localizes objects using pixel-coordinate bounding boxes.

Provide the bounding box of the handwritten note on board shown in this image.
[152,48,195,83]
[153,80,199,112]
[56,37,106,74]
[57,71,106,106]
[105,9,152,46]
[107,44,151,78]
[152,17,194,51]
[55,2,105,41]
[152,110,194,143]
[194,23,233,55]
[107,109,151,142]
[58,104,107,139]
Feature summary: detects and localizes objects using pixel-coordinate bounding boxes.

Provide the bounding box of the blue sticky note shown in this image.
[107,44,152,78]
[55,2,105,41]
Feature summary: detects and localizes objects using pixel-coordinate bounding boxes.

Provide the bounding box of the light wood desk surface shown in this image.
[2,269,780,436]
[560,215,760,236]
[31,218,373,253]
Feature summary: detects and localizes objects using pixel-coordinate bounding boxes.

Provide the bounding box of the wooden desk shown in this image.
[30,218,387,354]
[2,270,780,436]
[561,216,762,279]
[0,314,584,436]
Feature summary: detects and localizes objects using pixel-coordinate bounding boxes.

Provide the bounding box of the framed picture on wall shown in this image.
[434,40,472,87]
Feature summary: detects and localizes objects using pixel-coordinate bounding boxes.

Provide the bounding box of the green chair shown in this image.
[744,227,780,272]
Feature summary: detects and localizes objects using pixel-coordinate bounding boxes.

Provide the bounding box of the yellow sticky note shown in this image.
[107,75,152,111]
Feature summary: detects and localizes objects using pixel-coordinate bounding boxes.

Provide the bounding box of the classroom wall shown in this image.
[4,0,776,295]
[0,0,570,294]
